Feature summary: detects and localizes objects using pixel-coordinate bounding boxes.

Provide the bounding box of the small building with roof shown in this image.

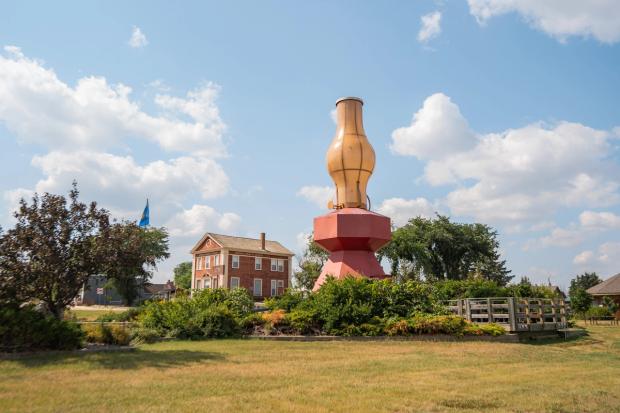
[190,232,294,300]
[587,272,620,305]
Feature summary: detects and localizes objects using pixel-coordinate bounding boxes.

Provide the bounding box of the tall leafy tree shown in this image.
[101,223,170,306]
[568,272,601,297]
[0,183,110,317]
[379,215,512,285]
[294,234,329,291]
[173,261,193,290]
[568,272,601,318]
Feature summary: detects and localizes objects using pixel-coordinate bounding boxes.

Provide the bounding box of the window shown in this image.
[205,256,210,269]
[214,254,220,266]
[196,279,202,289]
[232,255,240,269]
[277,259,285,272]
[204,278,211,289]
[255,257,262,270]
[271,258,277,271]
[253,279,262,296]
[277,280,284,288]
[196,256,202,270]
[231,277,240,289]
[271,280,277,296]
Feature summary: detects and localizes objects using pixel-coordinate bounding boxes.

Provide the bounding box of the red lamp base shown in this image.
[312,208,391,291]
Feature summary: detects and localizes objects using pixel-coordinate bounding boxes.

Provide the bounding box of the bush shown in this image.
[264,289,305,311]
[257,309,292,335]
[130,327,160,344]
[82,323,131,345]
[304,277,444,334]
[193,288,253,318]
[585,306,613,318]
[240,312,265,335]
[409,315,469,335]
[138,290,247,339]
[286,309,320,335]
[195,306,240,338]
[0,305,84,352]
[478,323,506,336]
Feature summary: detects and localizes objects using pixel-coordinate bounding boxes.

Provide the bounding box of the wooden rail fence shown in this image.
[446,297,569,332]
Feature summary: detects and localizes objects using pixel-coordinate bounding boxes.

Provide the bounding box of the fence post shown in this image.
[508,297,516,332]
[465,299,471,322]
[487,298,493,323]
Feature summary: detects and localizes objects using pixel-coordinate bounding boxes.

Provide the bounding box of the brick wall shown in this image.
[227,252,289,299]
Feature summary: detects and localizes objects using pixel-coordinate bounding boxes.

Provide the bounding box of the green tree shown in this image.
[173,261,192,290]
[379,215,512,285]
[0,183,110,318]
[101,224,170,306]
[570,288,593,319]
[294,234,329,291]
[602,296,619,315]
[568,272,601,319]
[568,272,601,297]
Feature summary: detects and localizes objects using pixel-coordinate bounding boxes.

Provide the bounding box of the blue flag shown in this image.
[139,199,150,227]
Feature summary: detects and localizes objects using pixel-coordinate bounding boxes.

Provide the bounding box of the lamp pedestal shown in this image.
[312,208,391,291]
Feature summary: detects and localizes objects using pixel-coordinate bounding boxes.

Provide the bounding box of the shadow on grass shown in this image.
[10,348,224,370]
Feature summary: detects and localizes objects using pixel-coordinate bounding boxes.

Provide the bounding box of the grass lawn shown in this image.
[1,326,619,413]
[66,306,129,321]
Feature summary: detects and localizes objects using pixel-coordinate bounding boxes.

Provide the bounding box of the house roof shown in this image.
[190,232,294,256]
[587,273,620,295]
[144,281,176,294]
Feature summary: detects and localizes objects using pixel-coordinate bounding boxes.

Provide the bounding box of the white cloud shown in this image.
[297,185,334,209]
[579,210,620,230]
[418,11,442,44]
[574,242,620,275]
[392,93,620,224]
[128,26,148,48]
[376,197,436,227]
[4,151,229,222]
[538,227,583,248]
[390,93,476,160]
[468,0,620,43]
[0,47,226,156]
[166,205,241,237]
[573,250,594,265]
[329,108,337,124]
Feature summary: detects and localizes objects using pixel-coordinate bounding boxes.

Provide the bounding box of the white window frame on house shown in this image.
[231,277,240,289]
[277,280,284,288]
[232,255,240,269]
[204,278,211,289]
[271,258,277,271]
[196,256,203,270]
[215,254,220,266]
[253,278,262,296]
[255,257,262,270]
[277,259,284,272]
[205,256,210,269]
[271,280,278,296]
[196,279,202,289]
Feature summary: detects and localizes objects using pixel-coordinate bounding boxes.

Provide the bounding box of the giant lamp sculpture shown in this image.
[312,97,392,291]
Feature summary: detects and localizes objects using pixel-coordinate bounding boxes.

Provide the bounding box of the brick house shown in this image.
[190,232,294,300]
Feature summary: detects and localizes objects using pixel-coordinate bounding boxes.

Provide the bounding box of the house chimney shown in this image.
[260,232,266,250]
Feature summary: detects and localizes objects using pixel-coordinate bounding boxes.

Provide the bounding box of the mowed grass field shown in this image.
[66,306,130,321]
[1,326,619,413]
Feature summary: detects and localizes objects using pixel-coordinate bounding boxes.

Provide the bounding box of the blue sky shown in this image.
[1,1,619,289]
